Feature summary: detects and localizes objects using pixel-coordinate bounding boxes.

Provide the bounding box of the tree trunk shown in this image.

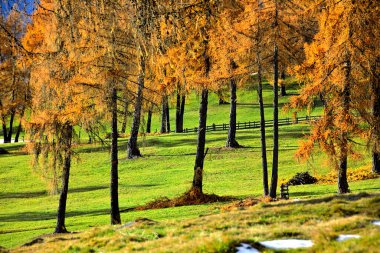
[110,87,121,225]
[176,91,181,132]
[257,54,269,196]
[127,56,144,159]
[372,61,380,174]
[226,75,240,148]
[5,111,15,143]
[166,96,170,132]
[161,95,167,134]
[54,124,73,233]
[280,70,286,96]
[270,45,279,199]
[192,0,210,195]
[121,98,129,134]
[338,57,351,194]
[176,91,185,133]
[15,121,22,143]
[192,89,208,194]
[373,153,380,174]
[146,109,152,134]
[1,117,7,143]
[180,95,185,130]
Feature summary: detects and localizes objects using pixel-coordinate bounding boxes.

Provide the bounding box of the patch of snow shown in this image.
[259,239,313,250]
[0,138,26,144]
[236,243,260,253]
[372,221,380,226]
[336,234,361,242]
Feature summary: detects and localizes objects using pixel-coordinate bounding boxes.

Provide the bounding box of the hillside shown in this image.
[0,85,379,250]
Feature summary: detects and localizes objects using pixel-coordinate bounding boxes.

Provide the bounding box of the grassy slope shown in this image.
[0,84,378,250]
[11,193,380,253]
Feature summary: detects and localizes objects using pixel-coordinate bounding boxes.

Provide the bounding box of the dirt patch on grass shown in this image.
[135,189,234,211]
[317,166,379,185]
[0,246,9,253]
[221,196,274,211]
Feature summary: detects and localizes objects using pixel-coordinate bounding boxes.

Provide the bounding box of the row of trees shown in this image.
[1,0,379,233]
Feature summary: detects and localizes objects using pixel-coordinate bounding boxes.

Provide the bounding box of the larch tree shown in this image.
[23,0,103,232]
[0,7,30,144]
[127,0,157,159]
[290,0,376,193]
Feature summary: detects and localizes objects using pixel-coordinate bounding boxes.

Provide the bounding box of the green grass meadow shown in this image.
[0,83,379,251]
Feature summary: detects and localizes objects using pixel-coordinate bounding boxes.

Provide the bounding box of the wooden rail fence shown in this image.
[182,116,320,133]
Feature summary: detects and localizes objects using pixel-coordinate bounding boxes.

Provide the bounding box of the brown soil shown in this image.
[135,188,234,211]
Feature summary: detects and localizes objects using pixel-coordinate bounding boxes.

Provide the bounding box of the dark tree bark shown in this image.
[15,109,24,143]
[373,153,380,174]
[280,70,287,96]
[110,87,121,225]
[257,53,269,196]
[226,69,240,148]
[146,109,152,134]
[1,116,7,143]
[161,95,167,133]
[269,44,279,199]
[176,91,181,132]
[165,96,170,132]
[127,55,145,159]
[180,95,185,128]
[121,98,129,134]
[54,124,73,233]
[192,89,208,194]
[176,90,186,133]
[338,57,351,194]
[192,0,211,195]
[5,110,15,143]
[372,61,380,174]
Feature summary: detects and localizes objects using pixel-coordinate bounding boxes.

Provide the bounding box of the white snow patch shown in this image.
[259,239,313,250]
[336,234,361,242]
[372,220,380,226]
[0,138,26,144]
[236,243,260,253]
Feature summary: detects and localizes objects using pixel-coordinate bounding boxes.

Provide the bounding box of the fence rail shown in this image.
[182,116,320,133]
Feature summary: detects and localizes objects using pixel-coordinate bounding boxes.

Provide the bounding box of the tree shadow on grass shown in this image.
[0,208,111,223]
[0,185,108,200]
[263,192,380,208]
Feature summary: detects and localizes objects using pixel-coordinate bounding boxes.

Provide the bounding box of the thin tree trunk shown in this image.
[372,61,380,174]
[192,89,208,194]
[14,111,24,143]
[127,55,144,159]
[54,124,73,233]
[180,95,185,130]
[338,57,351,194]
[192,0,210,195]
[280,70,286,96]
[257,54,269,196]
[373,153,380,174]
[146,109,152,134]
[176,90,181,132]
[121,98,129,134]
[110,87,121,225]
[5,110,15,143]
[269,44,279,199]
[176,90,185,133]
[161,95,167,133]
[226,73,240,148]
[1,116,7,143]
[166,96,170,132]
